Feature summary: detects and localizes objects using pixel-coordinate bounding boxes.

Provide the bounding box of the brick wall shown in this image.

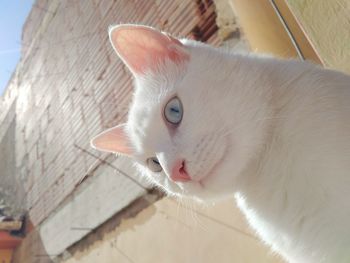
[1,0,221,227]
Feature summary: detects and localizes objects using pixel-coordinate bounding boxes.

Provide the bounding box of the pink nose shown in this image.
[171,159,191,182]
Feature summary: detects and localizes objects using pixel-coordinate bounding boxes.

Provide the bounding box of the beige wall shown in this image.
[286,0,350,73]
[229,0,299,58]
[62,198,283,263]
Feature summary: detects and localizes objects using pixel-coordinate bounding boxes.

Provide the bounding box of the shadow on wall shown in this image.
[0,113,26,221]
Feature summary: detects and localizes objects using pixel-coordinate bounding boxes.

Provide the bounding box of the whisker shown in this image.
[189,200,210,232]
[175,193,184,230]
[188,199,198,227]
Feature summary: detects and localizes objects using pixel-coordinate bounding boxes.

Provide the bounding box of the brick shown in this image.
[98,0,114,17]
[79,0,96,25]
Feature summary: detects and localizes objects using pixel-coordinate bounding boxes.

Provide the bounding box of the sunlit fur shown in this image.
[120,37,350,262]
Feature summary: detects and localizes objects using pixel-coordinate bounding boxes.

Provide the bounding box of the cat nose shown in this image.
[170,159,191,182]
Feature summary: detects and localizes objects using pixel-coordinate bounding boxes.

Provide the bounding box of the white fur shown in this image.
[121,38,350,262]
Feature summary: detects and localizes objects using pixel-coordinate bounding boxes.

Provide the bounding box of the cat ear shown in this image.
[109,24,189,75]
[91,124,134,156]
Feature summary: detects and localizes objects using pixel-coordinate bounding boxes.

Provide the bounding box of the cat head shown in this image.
[91,25,270,203]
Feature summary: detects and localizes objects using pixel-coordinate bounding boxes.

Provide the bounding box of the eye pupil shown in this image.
[164,97,183,125]
[170,107,179,113]
[153,158,160,165]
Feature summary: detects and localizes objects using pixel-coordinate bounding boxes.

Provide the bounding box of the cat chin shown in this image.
[155,153,242,203]
[164,175,237,203]
[168,184,235,204]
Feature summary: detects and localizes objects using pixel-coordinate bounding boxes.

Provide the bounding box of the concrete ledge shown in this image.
[39,158,148,259]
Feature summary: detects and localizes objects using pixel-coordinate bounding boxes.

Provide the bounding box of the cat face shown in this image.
[92,25,270,202]
[127,58,231,202]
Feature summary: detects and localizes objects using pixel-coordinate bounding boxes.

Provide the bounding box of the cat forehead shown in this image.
[125,41,209,151]
[129,96,158,130]
[126,87,169,152]
[127,59,188,130]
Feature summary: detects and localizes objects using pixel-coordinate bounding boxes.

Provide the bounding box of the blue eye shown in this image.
[164,97,183,125]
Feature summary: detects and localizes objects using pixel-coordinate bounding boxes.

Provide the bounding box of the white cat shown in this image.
[91,24,350,263]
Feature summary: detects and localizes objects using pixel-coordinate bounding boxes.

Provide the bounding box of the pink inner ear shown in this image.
[109,25,189,74]
[91,124,133,155]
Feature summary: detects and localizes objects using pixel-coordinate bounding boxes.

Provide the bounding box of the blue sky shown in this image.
[0,1,34,96]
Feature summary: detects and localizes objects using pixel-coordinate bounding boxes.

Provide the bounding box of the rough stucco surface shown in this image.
[286,0,350,73]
